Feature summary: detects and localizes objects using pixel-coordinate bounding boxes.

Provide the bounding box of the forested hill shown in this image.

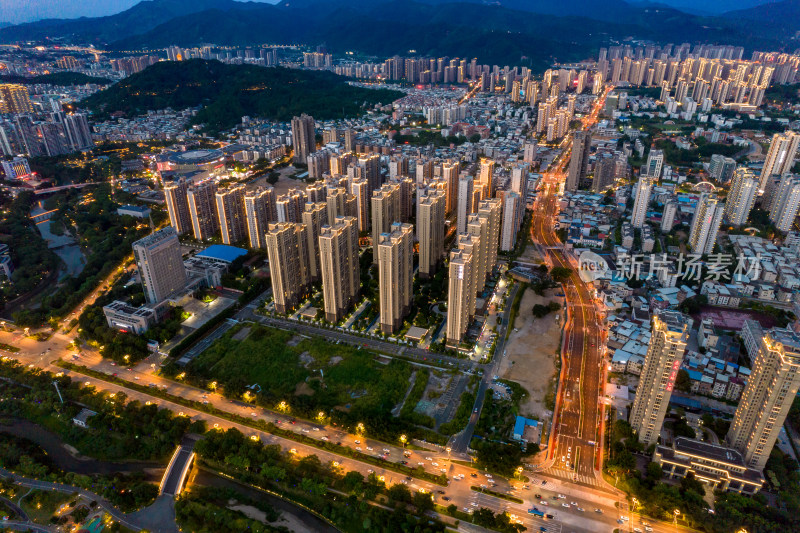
[80,59,404,132]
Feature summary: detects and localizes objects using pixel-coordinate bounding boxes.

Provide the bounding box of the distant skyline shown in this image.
[0,0,782,25]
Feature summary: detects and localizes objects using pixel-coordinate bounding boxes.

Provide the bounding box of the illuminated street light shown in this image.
[400,434,407,447]
[356,422,365,434]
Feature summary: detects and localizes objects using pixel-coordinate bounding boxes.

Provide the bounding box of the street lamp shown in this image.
[278,401,288,412]
[673,509,681,530]
[356,422,365,434]
[400,434,407,448]
[515,466,523,480]
[209,381,217,391]
[317,411,326,422]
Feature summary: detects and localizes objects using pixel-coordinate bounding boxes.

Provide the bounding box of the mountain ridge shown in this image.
[0,0,793,66]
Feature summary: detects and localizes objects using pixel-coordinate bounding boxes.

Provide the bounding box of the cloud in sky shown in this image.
[0,0,276,24]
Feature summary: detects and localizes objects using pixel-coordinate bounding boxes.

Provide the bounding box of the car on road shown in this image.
[470,473,477,478]
[425,457,433,461]
[594,509,602,513]
[442,496,450,501]
[321,437,328,441]
[355,447,362,451]
[366,446,373,451]
[355,440,361,444]
[539,501,548,506]
[576,508,584,512]
[557,494,566,499]
[570,501,577,506]
[535,494,542,499]
[562,503,570,508]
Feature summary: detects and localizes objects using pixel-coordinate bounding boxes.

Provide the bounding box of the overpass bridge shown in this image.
[33,182,102,195]
[159,438,196,496]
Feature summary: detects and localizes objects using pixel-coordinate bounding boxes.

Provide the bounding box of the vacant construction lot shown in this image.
[499,288,563,420]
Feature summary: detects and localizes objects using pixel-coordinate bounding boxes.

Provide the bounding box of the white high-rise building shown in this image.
[688,193,724,254]
[215,185,247,245]
[244,187,277,249]
[643,149,664,178]
[417,189,446,278]
[291,114,316,164]
[768,174,800,233]
[265,222,310,314]
[523,142,537,164]
[661,198,678,232]
[164,178,191,236]
[377,223,414,334]
[500,192,523,251]
[510,163,529,200]
[457,175,474,234]
[133,227,188,305]
[319,216,360,323]
[446,249,475,345]
[726,327,800,470]
[478,159,494,195]
[631,176,654,228]
[724,168,759,226]
[629,311,691,447]
[759,131,800,191]
[371,183,401,263]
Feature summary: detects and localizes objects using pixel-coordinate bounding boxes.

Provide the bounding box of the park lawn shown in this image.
[189,324,413,419]
[20,489,75,524]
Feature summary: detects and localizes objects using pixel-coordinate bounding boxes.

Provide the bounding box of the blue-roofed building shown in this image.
[117,205,152,218]
[512,416,539,442]
[669,395,703,410]
[197,245,248,264]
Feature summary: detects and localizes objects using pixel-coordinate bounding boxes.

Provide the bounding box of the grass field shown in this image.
[20,489,75,524]
[189,324,414,424]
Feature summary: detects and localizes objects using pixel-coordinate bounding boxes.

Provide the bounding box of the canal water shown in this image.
[0,418,340,532]
[30,203,85,279]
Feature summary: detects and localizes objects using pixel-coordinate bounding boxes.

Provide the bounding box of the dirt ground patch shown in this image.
[500,288,563,420]
[693,305,777,330]
[251,165,308,196]
[231,326,251,341]
[294,381,314,396]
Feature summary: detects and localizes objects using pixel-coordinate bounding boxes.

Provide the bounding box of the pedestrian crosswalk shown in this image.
[540,466,605,488]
